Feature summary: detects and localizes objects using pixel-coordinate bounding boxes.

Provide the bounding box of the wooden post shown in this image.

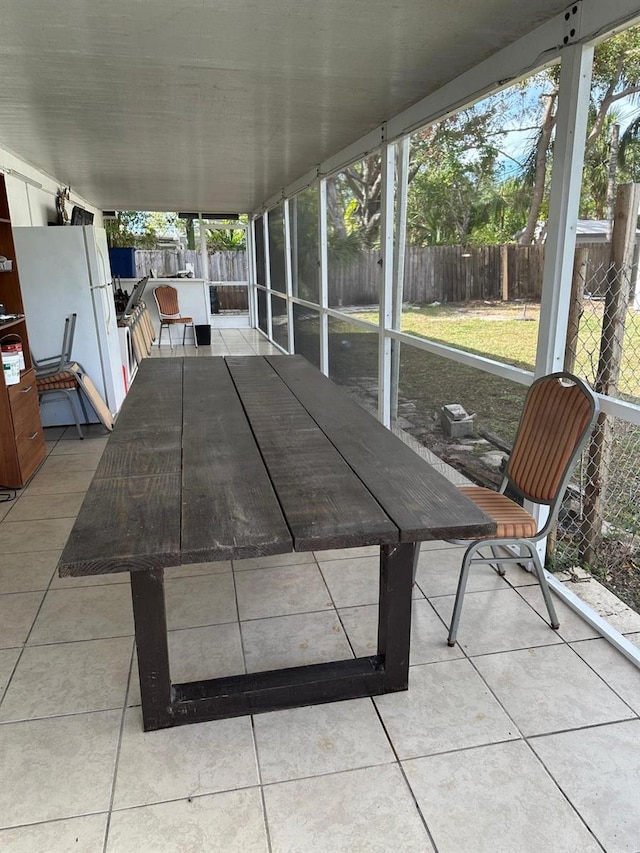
[564,246,588,373]
[581,183,640,566]
[547,246,589,562]
[501,244,509,301]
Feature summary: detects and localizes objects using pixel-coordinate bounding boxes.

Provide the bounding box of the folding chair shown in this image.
[424,372,599,647]
[153,285,197,348]
[32,314,90,439]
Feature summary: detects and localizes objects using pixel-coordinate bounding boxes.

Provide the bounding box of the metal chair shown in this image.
[32,314,90,439]
[430,372,599,647]
[153,285,197,348]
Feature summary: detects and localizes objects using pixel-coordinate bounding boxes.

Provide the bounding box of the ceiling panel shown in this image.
[0,0,571,212]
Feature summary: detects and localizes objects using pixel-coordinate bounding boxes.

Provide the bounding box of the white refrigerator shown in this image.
[13,225,127,426]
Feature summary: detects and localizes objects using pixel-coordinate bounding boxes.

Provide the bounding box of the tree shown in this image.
[105,211,183,248]
[518,26,640,244]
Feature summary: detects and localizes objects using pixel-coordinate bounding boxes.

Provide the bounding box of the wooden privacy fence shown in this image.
[135,244,613,305]
[327,243,612,305]
[135,249,248,282]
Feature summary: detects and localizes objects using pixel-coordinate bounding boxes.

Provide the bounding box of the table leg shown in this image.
[130,568,173,731]
[377,542,415,691]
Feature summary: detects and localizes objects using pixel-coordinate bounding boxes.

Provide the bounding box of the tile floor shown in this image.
[1,330,639,852]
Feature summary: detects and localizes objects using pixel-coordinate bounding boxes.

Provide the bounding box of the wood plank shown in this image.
[59,358,184,575]
[109,357,184,438]
[58,473,182,575]
[169,657,386,726]
[180,357,293,562]
[226,356,398,551]
[268,355,496,541]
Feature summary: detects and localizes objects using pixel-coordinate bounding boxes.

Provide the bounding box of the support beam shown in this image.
[378,143,395,426]
[535,42,594,376]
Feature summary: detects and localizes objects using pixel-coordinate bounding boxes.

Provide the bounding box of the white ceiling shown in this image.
[0,0,573,213]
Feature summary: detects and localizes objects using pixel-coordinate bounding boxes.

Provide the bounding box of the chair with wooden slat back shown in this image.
[32,313,90,439]
[153,285,198,349]
[425,372,599,647]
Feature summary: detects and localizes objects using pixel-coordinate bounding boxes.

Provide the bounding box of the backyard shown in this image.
[319,300,640,612]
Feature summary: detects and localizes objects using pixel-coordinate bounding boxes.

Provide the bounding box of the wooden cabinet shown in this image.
[0,174,46,487]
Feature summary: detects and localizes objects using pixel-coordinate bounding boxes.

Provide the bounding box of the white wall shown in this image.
[0,145,103,227]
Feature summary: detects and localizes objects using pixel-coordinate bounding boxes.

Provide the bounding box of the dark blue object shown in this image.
[108,247,136,278]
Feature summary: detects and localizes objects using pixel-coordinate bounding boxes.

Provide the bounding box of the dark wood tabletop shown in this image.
[59,355,494,578]
[57,355,496,729]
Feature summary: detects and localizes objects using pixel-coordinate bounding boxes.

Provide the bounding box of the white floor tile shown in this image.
[113,708,258,809]
[107,789,269,852]
[28,584,134,644]
[0,591,45,648]
[414,545,506,597]
[571,637,640,714]
[375,658,519,759]
[165,572,237,629]
[0,647,20,695]
[0,637,133,721]
[430,587,564,655]
[404,740,601,853]
[531,720,640,853]
[0,814,108,853]
[338,599,464,665]
[235,564,332,620]
[242,610,353,673]
[319,555,423,609]
[263,764,435,852]
[516,583,600,641]
[473,644,635,736]
[0,710,121,827]
[254,698,394,783]
[0,550,59,594]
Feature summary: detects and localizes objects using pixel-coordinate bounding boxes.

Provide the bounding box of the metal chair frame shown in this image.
[416,372,599,647]
[153,285,198,349]
[32,314,90,439]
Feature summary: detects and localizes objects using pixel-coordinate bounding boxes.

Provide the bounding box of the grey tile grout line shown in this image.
[102,639,137,853]
[463,644,613,852]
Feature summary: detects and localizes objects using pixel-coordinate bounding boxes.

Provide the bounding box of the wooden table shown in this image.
[59,355,494,730]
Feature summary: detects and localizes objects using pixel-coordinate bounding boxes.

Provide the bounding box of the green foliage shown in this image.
[105,211,183,248]
[206,227,246,251]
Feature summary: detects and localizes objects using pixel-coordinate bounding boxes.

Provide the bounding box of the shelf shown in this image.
[0,317,26,333]
[0,218,11,224]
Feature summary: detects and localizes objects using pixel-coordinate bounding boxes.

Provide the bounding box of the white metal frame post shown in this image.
[378,141,395,426]
[391,135,410,423]
[536,41,595,376]
[247,218,257,329]
[283,199,295,353]
[527,41,594,547]
[318,179,329,375]
[263,213,273,341]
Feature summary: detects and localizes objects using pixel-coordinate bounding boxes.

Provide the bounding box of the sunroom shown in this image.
[0,1,639,851]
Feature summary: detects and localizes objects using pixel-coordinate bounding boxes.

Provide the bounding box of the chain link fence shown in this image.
[552,257,640,609]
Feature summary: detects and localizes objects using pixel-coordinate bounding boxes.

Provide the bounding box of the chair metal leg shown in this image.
[76,388,90,425]
[182,323,187,345]
[447,543,479,647]
[530,547,560,629]
[192,322,198,348]
[158,323,164,348]
[64,389,84,439]
[490,545,506,576]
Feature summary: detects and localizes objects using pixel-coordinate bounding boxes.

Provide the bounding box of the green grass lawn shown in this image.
[356,302,640,400]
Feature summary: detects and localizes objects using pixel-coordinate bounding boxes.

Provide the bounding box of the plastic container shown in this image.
[195,324,212,345]
[2,351,21,385]
[108,247,136,278]
[1,334,25,370]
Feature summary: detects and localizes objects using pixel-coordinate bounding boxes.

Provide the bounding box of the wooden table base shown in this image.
[130,542,415,731]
